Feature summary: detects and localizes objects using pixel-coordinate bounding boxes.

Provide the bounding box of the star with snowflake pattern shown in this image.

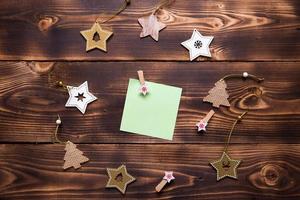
[181,29,214,61]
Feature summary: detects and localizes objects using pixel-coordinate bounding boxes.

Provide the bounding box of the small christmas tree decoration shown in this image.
[80,0,130,52]
[196,109,215,132]
[137,70,149,95]
[106,165,136,194]
[52,115,89,170]
[57,81,97,114]
[203,72,264,108]
[210,112,246,181]
[63,141,89,170]
[203,80,230,108]
[181,29,214,61]
[155,171,175,192]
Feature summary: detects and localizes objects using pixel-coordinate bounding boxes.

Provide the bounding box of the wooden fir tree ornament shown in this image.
[52,115,89,170]
[203,80,230,108]
[203,72,264,108]
[63,141,89,170]
[80,0,130,52]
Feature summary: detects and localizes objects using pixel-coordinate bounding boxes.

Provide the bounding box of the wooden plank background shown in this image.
[0,0,299,199]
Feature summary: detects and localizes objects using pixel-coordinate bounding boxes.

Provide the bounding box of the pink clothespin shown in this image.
[137,70,149,95]
[155,171,175,192]
[196,109,215,132]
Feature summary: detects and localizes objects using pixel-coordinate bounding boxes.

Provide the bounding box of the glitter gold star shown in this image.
[106,165,136,194]
[210,152,241,181]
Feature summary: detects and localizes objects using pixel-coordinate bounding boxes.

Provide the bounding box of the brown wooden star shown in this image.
[138,14,166,41]
[210,152,241,181]
[80,22,113,52]
[106,165,136,194]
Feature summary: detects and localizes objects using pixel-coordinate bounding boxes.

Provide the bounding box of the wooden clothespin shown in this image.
[155,171,175,192]
[137,70,149,95]
[196,109,215,132]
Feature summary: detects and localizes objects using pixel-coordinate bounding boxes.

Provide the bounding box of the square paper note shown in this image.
[120,79,182,140]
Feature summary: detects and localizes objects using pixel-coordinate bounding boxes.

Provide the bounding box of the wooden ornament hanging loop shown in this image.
[52,114,67,144]
[56,81,68,90]
[223,111,247,153]
[95,0,131,24]
[220,72,264,82]
[203,72,264,108]
[153,0,175,15]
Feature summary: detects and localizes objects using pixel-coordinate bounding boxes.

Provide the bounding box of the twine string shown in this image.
[220,74,264,82]
[223,111,247,153]
[96,0,131,24]
[53,115,67,144]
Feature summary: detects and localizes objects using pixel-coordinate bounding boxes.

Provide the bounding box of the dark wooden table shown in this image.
[0,0,299,199]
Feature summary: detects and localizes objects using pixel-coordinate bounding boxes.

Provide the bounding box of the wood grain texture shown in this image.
[0,61,299,143]
[0,0,299,199]
[0,144,299,199]
[0,0,299,61]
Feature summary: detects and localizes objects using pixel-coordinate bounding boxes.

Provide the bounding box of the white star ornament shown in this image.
[181,29,214,61]
[65,81,97,114]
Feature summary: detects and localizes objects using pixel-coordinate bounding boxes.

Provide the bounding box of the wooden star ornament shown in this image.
[106,165,136,194]
[181,29,214,61]
[80,22,113,52]
[65,81,97,114]
[138,14,166,41]
[210,152,241,181]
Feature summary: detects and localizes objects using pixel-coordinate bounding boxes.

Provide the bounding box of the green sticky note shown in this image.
[120,79,182,140]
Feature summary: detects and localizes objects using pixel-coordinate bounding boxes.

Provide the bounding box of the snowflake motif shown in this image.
[194,40,202,49]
